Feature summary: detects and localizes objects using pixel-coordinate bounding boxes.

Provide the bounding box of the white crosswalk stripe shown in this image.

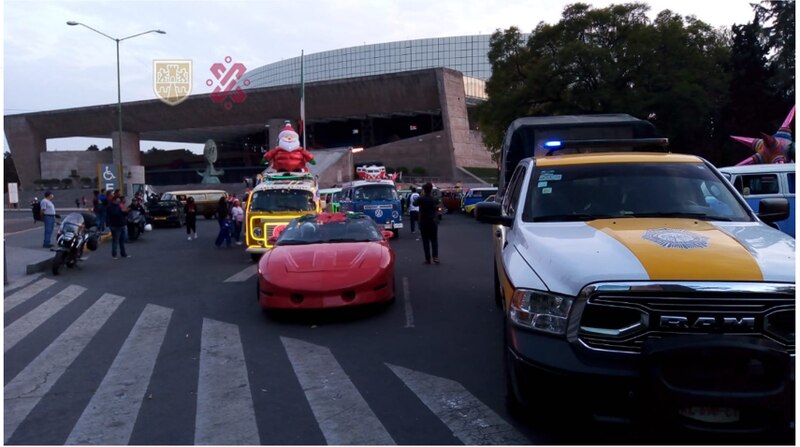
[4,277,57,313]
[66,304,172,445]
[3,282,531,445]
[388,363,529,445]
[224,264,258,282]
[281,337,396,445]
[4,284,86,353]
[3,293,124,443]
[195,318,260,445]
[4,272,43,294]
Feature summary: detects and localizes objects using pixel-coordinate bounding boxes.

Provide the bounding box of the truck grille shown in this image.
[571,282,795,355]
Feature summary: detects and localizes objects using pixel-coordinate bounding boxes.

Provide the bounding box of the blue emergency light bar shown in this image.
[543,138,669,155]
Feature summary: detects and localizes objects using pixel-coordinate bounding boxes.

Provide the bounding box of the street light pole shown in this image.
[66,21,165,194]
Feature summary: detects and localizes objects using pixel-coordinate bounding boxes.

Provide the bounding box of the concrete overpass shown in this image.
[5,68,494,188]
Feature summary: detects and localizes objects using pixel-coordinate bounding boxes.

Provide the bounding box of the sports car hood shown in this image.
[272,242,384,272]
[514,218,795,296]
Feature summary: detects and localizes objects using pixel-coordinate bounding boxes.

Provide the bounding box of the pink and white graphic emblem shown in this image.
[207,56,249,110]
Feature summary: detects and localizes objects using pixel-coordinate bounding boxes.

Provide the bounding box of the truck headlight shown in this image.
[253,227,263,237]
[509,289,574,335]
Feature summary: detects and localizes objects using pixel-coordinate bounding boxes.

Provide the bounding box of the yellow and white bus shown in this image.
[244,172,319,261]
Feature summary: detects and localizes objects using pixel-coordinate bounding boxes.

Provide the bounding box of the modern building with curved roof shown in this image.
[243,35,493,101]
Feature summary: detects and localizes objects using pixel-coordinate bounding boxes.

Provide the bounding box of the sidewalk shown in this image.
[4,209,111,287]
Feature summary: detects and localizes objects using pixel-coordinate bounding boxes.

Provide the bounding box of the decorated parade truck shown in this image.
[475,114,795,441]
[244,172,320,261]
[339,164,403,237]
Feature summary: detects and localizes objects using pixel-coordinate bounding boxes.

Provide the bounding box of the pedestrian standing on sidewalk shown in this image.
[408,186,420,234]
[75,198,80,208]
[185,196,198,240]
[231,199,244,245]
[107,195,130,259]
[40,191,57,248]
[418,182,440,264]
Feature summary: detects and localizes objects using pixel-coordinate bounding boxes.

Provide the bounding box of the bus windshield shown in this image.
[353,184,397,201]
[249,189,316,212]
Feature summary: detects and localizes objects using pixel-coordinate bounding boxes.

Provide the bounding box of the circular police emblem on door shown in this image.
[642,228,709,249]
[374,209,383,218]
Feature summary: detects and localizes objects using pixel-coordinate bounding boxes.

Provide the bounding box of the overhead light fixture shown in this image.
[351,146,364,153]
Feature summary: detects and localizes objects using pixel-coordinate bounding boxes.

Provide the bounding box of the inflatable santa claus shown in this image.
[262,123,316,172]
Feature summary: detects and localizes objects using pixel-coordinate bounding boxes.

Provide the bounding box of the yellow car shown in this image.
[464,194,495,216]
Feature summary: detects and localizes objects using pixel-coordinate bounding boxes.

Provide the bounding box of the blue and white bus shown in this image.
[340,179,403,237]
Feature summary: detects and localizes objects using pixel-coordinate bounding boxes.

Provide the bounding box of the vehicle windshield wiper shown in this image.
[627,212,732,221]
[533,213,620,222]
[276,240,313,246]
[326,238,368,243]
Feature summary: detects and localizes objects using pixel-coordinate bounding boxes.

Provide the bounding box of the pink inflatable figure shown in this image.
[731,106,795,166]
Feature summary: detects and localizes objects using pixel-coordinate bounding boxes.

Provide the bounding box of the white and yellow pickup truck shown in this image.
[477,144,795,439]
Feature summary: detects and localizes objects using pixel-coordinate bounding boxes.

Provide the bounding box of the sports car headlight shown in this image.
[509,289,574,335]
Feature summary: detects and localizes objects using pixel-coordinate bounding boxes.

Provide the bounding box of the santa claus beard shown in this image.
[279,138,300,151]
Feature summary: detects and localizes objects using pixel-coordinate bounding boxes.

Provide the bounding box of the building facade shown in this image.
[244,35,493,101]
[6,35,509,188]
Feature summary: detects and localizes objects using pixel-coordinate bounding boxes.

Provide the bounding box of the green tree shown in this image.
[716,1,795,166]
[102,146,113,152]
[477,2,731,161]
[86,144,100,151]
[754,0,795,103]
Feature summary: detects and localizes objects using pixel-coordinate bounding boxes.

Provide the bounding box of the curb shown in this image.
[25,231,113,274]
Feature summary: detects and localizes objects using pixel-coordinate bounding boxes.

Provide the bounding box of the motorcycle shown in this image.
[52,212,99,275]
[126,206,152,241]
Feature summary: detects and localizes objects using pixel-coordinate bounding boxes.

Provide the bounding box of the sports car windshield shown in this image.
[276,216,384,245]
[249,189,316,212]
[523,162,752,223]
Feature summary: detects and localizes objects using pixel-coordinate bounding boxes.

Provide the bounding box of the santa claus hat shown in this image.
[278,123,298,139]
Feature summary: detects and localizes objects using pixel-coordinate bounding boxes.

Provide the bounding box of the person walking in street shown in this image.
[231,199,245,245]
[408,186,420,234]
[107,195,130,259]
[40,191,57,248]
[418,182,440,264]
[95,190,107,233]
[185,196,198,240]
[214,196,232,248]
[31,197,40,223]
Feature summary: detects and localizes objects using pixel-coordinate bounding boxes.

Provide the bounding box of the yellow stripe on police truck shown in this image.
[588,218,763,281]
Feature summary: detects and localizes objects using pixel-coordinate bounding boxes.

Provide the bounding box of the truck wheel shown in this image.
[503,320,526,419]
[392,229,400,239]
[250,253,261,262]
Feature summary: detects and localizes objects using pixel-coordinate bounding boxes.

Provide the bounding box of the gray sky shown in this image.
[3,0,759,154]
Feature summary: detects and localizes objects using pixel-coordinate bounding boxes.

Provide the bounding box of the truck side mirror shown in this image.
[475,202,513,227]
[758,198,789,223]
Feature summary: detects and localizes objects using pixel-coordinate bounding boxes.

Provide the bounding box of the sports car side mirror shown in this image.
[381,230,395,239]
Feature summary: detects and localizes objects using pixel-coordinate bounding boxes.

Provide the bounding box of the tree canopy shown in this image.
[477,1,795,165]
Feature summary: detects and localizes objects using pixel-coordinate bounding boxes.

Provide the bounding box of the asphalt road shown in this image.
[4,211,651,445]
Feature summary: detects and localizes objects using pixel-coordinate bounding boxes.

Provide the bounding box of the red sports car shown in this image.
[257,212,396,310]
